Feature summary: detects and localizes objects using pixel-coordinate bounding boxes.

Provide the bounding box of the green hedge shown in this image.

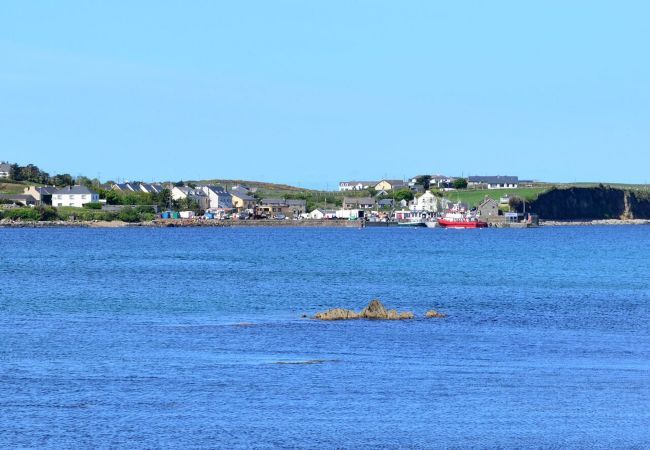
[1,205,155,222]
[1,206,59,221]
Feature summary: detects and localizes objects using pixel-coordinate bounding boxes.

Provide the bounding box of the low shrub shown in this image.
[117,207,140,223]
[0,206,58,221]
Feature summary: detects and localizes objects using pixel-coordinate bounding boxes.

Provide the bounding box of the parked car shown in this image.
[273,214,286,220]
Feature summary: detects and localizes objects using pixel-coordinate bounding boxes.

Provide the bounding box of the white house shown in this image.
[52,186,99,207]
[0,163,12,179]
[200,185,233,209]
[468,176,519,189]
[308,208,336,220]
[338,181,376,191]
[410,190,442,212]
[171,186,210,210]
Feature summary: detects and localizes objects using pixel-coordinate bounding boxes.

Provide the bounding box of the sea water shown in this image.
[1,226,649,448]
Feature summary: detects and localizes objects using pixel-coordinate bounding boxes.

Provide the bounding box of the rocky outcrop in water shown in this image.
[313,308,359,320]
[425,309,447,318]
[314,299,414,320]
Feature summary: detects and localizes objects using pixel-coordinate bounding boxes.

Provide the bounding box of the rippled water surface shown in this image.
[1,226,649,448]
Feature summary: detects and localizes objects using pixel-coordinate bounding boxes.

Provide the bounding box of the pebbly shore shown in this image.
[0,219,363,228]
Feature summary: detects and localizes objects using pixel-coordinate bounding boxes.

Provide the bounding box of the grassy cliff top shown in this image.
[0,181,44,194]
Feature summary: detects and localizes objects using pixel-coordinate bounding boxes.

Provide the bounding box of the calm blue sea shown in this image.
[1,226,649,449]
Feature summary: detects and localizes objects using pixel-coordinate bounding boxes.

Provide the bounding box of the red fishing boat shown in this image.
[437,205,488,229]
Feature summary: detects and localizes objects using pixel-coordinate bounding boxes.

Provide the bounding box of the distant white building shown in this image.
[0,163,12,179]
[468,176,519,189]
[308,209,336,220]
[52,186,99,208]
[338,181,376,191]
[408,174,455,188]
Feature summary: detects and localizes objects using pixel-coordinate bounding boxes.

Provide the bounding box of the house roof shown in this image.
[230,189,255,201]
[468,176,519,184]
[53,185,97,195]
[113,183,137,191]
[378,199,394,206]
[202,184,227,193]
[260,198,287,206]
[140,183,163,193]
[339,181,377,186]
[286,199,306,206]
[343,197,376,205]
[376,179,406,186]
[478,197,498,207]
[35,186,57,195]
[0,163,12,172]
[0,194,36,202]
[174,186,207,196]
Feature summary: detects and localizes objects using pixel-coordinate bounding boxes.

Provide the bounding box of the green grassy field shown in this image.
[441,187,549,207]
[0,181,35,194]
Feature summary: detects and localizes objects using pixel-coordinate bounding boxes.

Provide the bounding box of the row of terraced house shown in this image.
[113,182,307,219]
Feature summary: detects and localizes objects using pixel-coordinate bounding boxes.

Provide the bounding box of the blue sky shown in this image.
[1,1,648,189]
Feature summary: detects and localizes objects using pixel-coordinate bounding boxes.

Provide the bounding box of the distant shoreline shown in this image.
[0,219,362,229]
[2,218,650,229]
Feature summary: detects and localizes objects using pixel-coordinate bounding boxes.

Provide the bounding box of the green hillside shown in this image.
[0,181,41,194]
[441,187,548,207]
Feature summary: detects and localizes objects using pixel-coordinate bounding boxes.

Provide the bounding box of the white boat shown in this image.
[397,218,426,227]
[395,211,427,227]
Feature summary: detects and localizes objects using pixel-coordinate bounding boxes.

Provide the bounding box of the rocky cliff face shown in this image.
[529,186,650,220]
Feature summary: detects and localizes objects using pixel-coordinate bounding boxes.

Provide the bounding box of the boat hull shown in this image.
[397,221,426,227]
[437,218,488,229]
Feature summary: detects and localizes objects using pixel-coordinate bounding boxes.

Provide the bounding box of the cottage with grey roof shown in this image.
[52,186,99,208]
[478,196,500,218]
[468,176,519,189]
[23,186,57,206]
[342,197,376,209]
[230,188,256,210]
